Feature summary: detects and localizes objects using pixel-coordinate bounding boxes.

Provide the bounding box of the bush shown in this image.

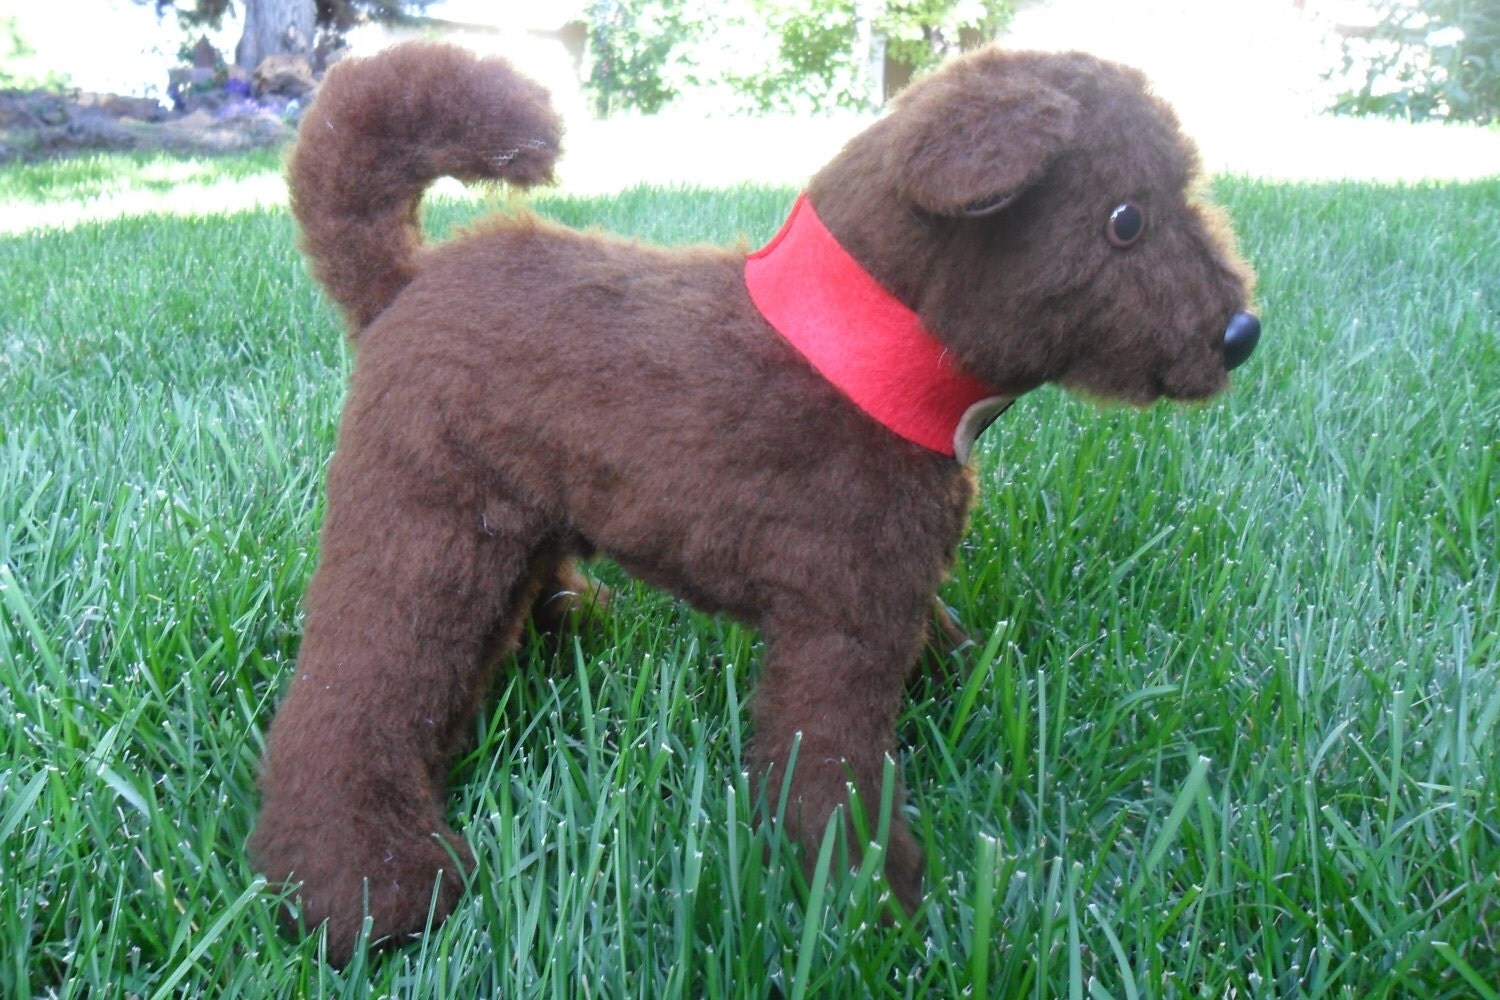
[581,0,1012,116]
[585,0,692,115]
[724,0,866,113]
[0,15,69,90]
[1331,0,1500,124]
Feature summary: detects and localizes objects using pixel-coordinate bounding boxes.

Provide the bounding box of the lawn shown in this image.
[1,150,1496,998]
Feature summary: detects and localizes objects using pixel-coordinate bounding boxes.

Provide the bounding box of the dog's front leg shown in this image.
[751,616,929,911]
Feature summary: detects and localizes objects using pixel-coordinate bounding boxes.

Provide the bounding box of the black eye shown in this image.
[1106,203,1145,248]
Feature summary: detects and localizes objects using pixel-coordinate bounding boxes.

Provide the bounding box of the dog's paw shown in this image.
[251,813,474,965]
[915,598,974,685]
[770,748,927,913]
[786,800,926,915]
[530,561,612,637]
[881,821,925,913]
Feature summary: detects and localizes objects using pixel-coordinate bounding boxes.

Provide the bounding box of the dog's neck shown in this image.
[745,194,1011,463]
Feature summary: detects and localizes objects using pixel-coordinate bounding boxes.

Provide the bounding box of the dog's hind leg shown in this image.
[249,438,549,964]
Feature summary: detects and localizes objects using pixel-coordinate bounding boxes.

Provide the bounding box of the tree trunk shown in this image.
[854,0,886,112]
[236,0,316,71]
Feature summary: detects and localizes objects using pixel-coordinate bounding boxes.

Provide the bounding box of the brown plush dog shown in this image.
[250,41,1259,962]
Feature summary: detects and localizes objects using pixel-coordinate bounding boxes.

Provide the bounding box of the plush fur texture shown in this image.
[250,40,1258,963]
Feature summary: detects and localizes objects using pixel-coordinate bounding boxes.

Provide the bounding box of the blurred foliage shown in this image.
[1,14,70,89]
[723,0,867,114]
[1331,0,1499,124]
[880,0,1012,73]
[584,0,1013,116]
[586,0,691,115]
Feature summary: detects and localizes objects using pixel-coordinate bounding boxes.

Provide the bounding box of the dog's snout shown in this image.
[1223,311,1260,371]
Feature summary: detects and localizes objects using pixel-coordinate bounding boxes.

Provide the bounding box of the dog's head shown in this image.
[807,48,1258,405]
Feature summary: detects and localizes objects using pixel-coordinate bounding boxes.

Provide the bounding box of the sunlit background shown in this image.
[4,0,1498,201]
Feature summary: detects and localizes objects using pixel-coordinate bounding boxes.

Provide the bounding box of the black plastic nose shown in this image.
[1223,311,1260,371]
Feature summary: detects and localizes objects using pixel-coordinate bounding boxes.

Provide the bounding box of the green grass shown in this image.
[0,149,286,205]
[1,151,1497,998]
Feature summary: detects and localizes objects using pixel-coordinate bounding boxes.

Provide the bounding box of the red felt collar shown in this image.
[745,194,1011,462]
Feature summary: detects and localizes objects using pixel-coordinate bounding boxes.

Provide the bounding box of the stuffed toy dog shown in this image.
[250,41,1259,962]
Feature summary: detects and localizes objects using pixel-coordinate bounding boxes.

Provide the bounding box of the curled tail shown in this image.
[289,42,562,336]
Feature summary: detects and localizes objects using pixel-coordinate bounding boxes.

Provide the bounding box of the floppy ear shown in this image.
[888,67,1080,217]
